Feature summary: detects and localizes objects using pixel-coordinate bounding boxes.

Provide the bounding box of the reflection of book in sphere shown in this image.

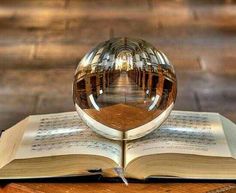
[73,37,177,140]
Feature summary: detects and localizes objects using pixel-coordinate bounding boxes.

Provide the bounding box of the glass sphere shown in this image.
[73,37,177,140]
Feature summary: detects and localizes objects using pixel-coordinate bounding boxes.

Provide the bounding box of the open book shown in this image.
[0,111,236,180]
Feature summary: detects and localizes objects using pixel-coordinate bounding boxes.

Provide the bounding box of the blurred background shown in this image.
[0,0,235,132]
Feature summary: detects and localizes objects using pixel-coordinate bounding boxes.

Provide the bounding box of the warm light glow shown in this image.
[115,51,133,71]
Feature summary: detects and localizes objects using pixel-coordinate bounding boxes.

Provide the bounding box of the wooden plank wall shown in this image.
[0,0,236,132]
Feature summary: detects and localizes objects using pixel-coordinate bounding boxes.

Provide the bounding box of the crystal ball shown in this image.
[73,37,177,140]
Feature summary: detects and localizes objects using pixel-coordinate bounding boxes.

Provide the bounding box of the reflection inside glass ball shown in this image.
[73,37,177,140]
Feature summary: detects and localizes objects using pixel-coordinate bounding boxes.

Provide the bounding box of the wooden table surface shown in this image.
[1,182,236,193]
[0,177,236,193]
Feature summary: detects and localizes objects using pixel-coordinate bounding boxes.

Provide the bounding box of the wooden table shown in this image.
[1,180,236,193]
[1,183,236,193]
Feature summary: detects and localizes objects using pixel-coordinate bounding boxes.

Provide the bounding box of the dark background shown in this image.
[0,0,235,132]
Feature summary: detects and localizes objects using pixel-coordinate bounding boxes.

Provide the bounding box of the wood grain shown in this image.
[1,182,236,193]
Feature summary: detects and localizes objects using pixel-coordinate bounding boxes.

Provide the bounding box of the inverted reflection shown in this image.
[73,37,177,140]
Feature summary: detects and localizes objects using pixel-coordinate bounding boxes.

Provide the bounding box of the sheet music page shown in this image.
[0,118,28,168]
[14,112,122,165]
[125,111,232,165]
[220,115,236,159]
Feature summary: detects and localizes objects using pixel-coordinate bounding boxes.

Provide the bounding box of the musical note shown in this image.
[125,111,230,165]
[31,113,121,158]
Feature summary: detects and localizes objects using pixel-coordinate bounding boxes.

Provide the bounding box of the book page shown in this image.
[14,112,122,166]
[125,111,232,165]
[0,118,28,168]
[221,115,236,159]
